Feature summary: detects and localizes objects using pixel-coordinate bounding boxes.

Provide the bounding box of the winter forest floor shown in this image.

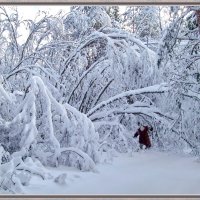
[24,150,200,195]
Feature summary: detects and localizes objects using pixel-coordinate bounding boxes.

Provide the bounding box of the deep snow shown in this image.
[24,150,200,195]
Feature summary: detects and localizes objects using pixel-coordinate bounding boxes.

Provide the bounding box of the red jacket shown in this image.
[134,126,151,147]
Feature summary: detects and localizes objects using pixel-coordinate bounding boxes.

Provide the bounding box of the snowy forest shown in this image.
[0,5,200,194]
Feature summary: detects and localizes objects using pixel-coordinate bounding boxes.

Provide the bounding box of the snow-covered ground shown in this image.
[25,150,200,195]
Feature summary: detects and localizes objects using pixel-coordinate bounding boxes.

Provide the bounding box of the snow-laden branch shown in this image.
[0,84,12,103]
[67,56,107,103]
[6,65,59,83]
[106,32,155,54]
[30,76,61,162]
[60,32,107,76]
[0,7,19,55]
[19,18,48,63]
[61,28,155,77]
[87,83,170,117]
[90,104,173,122]
[92,78,114,107]
[16,167,45,180]
[60,147,96,172]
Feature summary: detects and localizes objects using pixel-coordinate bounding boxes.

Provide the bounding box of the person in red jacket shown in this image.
[134,123,153,149]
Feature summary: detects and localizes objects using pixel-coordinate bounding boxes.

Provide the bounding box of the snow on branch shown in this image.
[67,56,107,104]
[60,147,96,172]
[0,84,12,103]
[6,63,59,83]
[60,32,108,76]
[0,155,53,194]
[106,31,155,54]
[90,104,173,122]
[61,27,155,78]
[87,83,170,118]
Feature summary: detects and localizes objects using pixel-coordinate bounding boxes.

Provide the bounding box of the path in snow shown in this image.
[25,150,200,194]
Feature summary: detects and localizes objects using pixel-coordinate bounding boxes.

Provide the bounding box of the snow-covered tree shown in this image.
[155,6,200,155]
[123,6,161,40]
[64,6,112,40]
[105,6,121,28]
